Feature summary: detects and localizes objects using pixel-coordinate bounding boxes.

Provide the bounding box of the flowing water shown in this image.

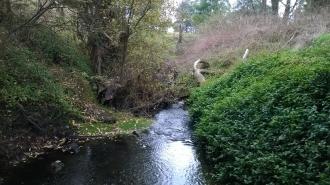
[3,103,206,185]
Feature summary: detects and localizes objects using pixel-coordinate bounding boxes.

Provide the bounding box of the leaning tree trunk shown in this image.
[120,34,129,65]
[119,28,130,76]
[88,33,103,75]
[0,0,12,24]
[91,45,103,75]
[261,0,267,14]
[271,0,279,15]
[283,0,291,22]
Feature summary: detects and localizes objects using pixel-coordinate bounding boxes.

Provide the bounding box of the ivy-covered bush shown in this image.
[0,44,74,132]
[188,34,330,184]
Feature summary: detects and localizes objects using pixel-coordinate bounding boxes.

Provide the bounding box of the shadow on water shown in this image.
[3,103,207,185]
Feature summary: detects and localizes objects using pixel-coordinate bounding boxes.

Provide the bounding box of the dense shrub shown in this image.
[26,26,91,74]
[188,34,330,184]
[0,43,74,133]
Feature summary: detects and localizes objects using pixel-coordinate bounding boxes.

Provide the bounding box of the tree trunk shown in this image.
[37,0,43,9]
[261,0,267,14]
[119,28,130,65]
[121,36,129,64]
[283,0,291,21]
[178,23,183,44]
[5,0,11,13]
[91,46,103,75]
[271,0,279,15]
[0,0,12,23]
[89,38,103,75]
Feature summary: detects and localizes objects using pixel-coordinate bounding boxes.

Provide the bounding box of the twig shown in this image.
[10,0,56,34]
[281,31,298,49]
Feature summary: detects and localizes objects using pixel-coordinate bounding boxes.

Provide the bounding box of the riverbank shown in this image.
[0,26,184,171]
[188,34,330,184]
[1,103,206,185]
[0,106,153,170]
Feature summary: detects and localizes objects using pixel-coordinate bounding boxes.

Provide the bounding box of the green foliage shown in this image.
[104,29,181,109]
[188,34,330,184]
[76,122,115,136]
[0,46,63,106]
[27,26,91,74]
[192,0,230,25]
[172,72,199,97]
[75,116,152,136]
[117,118,152,132]
[0,44,74,129]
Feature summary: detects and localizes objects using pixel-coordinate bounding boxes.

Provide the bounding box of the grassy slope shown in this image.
[188,34,330,184]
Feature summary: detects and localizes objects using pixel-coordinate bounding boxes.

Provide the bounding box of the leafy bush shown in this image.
[188,34,330,184]
[26,26,91,74]
[0,44,74,132]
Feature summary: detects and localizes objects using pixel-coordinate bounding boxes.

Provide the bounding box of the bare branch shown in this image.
[131,0,152,34]
[10,0,56,34]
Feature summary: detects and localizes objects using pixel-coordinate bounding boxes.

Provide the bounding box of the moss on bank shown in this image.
[75,113,152,136]
[188,34,330,184]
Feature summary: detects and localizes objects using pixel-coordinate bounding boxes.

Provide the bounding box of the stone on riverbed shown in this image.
[62,143,80,154]
[132,130,139,137]
[101,115,117,124]
[50,160,64,173]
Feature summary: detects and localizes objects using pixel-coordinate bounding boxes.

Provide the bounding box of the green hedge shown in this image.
[188,34,330,184]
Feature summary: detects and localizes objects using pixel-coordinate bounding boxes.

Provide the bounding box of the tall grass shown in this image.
[176,10,330,74]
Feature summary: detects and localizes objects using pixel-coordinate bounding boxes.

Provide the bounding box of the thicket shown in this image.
[0,27,91,135]
[188,34,330,184]
[25,26,91,74]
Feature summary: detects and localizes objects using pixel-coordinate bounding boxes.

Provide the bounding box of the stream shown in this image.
[3,103,206,185]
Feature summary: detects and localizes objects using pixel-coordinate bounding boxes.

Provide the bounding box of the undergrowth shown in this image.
[0,43,74,134]
[188,34,330,184]
[25,26,91,74]
[75,112,152,136]
[0,26,155,137]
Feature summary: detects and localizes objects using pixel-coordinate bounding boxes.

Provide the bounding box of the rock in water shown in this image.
[50,160,64,173]
[132,130,139,137]
[101,115,117,124]
[62,143,80,154]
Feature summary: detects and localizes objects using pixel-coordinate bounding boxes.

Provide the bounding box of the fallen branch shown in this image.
[10,0,56,34]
